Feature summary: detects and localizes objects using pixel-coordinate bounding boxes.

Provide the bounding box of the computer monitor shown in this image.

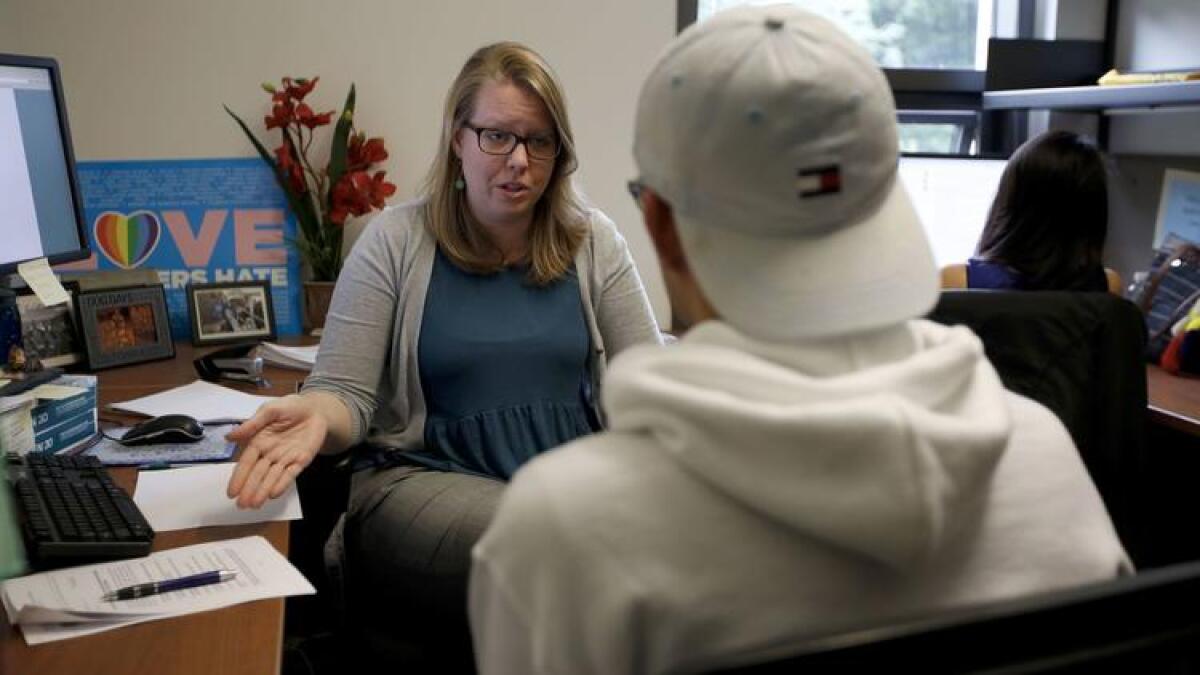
[898,155,1008,268]
[0,453,27,580]
[0,54,88,277]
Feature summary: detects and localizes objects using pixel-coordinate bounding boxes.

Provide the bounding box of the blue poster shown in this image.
[1154,168,1200,249]
[67,158,302,339]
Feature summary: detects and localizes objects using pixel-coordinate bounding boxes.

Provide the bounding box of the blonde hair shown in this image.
[421,42,588,285]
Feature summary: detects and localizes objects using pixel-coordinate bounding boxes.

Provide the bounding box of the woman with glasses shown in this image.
[225,41,659,666]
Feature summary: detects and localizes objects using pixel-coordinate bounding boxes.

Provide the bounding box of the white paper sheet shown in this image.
[27,383,87,400]
[1,535,314,644]
[15,257,71,307]
[258,342,318,371]
[133,462,302,531]
[108,379,276,422]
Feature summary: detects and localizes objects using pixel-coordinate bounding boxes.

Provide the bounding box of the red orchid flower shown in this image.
[347,133,389,171]
[365,170,397,208]
[284,76,318,102]
[264,98,294,130]
[294,103,335,130]
[329,173,369,225]
[329,170,395,224]
[229,76,397,281]
[274,143,306,195]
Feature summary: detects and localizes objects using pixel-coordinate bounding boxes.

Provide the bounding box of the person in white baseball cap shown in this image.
[469,6,1129,674]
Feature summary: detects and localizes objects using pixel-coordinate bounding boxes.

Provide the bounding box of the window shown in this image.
[683,0,1023,155]
[898,110,979,154]
[696,0,992,70]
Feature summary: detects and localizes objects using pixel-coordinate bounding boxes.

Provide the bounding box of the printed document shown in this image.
[1,535,314,644]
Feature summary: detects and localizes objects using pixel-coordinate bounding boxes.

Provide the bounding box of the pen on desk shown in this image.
[101,569,238,601]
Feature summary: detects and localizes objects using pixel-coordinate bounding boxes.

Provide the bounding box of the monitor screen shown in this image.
[898,155,1008,268]
[0,453,27,580]
[0,54,88,275]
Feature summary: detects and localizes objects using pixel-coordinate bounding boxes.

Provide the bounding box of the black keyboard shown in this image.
[6,452,155,569]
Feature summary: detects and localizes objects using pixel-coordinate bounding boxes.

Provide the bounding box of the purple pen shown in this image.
[101,569,238,601]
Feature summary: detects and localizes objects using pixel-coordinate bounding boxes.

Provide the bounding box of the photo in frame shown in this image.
[186,280,277,346]
[75,285,175,370]
[15,281,83,369]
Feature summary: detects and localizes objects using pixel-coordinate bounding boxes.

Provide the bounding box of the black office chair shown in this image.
[715,560,1200,674]
[926,290,1149,565]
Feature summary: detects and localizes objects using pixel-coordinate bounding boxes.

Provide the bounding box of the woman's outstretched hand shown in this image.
[226,394,329,509]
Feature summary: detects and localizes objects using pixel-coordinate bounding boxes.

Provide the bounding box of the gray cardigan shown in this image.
[302,199,662,452]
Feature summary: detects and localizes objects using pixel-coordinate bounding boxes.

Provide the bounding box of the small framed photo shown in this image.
[75,285,175,371]
[16,281,83,369]
[186,281,277,346]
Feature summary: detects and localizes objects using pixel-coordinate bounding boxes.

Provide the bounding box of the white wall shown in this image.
[1107,0,1200,157]
[1104,0,1200,280]
[0,0,676,324]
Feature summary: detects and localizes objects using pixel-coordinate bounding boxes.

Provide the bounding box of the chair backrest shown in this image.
[926,290,1148,563]
[716,560,1200,674]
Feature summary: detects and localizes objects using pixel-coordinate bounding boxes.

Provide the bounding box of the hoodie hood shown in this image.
[603,320,1012,569]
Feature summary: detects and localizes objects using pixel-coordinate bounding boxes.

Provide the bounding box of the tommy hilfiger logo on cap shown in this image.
[796,165,841,198]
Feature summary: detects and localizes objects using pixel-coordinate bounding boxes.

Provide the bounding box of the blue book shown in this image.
[33,410,97,455]
[30,375,98,434]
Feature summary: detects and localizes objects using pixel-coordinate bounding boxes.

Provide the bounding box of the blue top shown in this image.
[966,259,1026,290]
[407,249,597,480]
[967,258,1108,292]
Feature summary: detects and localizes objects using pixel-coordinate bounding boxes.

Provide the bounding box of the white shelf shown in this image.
[983,80,1200,111]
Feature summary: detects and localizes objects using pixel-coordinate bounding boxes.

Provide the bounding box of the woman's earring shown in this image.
[454,175,465,190]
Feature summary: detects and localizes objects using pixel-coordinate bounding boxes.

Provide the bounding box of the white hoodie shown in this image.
[470,320,1130,675]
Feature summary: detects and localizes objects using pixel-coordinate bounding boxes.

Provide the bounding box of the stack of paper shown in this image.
[1,535,314,644]
[108,379,276,423]
[0,394,35,455]
[258,342,318,371]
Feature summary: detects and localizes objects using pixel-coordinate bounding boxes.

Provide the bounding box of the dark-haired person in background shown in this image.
[941,130,1122,293]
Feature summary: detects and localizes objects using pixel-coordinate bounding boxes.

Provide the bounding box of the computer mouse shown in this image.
[120,414,205,446]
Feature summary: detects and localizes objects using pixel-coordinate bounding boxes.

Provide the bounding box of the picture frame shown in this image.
[15,280,83,369]
[186,280,277,346]
[75,284,175,371]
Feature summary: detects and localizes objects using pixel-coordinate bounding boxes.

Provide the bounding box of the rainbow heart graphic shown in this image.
[93,211,162,269]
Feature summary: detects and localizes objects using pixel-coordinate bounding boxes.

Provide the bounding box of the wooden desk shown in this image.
[1,342,311,675]
[1147,364,1200,437]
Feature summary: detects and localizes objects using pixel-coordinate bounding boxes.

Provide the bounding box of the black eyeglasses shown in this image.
[462,123,560,160]
[627,179,645,209]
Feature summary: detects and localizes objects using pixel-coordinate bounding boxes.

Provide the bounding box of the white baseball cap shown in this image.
[634,5,937,341]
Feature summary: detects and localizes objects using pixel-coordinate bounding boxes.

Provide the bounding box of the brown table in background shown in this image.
[1,342,312,675]
[1147,364,1200,437]
[1144,365,1200,567]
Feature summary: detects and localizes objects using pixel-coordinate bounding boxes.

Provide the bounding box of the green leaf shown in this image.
[224,105,277,168]
[280,129,322,241]
[326,83,356,196]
